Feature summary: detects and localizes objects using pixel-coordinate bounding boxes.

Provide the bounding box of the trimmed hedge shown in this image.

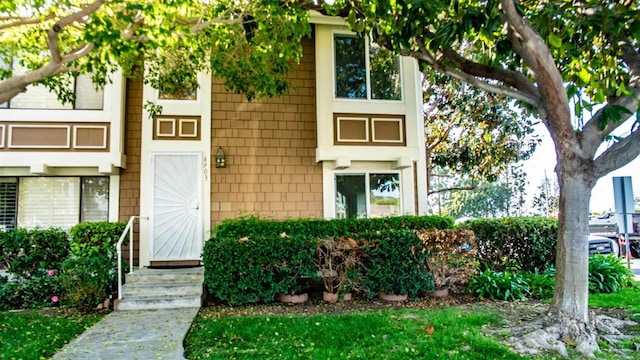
[212,215,455,240]
[202,234,317,305]
[457,217,557,273]
[204,216,454,304]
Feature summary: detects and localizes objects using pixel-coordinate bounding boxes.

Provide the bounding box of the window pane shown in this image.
[336,175,366,218]
[369,174,401,217]
[370,45,402,100]
[75,74,104,110]
[81,177,109,222]
[0,178,17,231]
[18,177,80,229]
[334,35,367,99]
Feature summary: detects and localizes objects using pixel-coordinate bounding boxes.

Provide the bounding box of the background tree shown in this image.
[532,172,560,217]
[424,74,537,199]
[445,165,528,218]
[336,0,640,355]
[0,0,312,104]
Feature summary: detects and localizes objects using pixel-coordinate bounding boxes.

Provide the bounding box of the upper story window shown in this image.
[0,73,104,110]
[334,34,402,101]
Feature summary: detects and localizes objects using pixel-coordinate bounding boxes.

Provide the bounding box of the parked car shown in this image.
[588,235,620,257]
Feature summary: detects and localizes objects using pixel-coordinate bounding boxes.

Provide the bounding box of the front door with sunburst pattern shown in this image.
[150,153,203,261]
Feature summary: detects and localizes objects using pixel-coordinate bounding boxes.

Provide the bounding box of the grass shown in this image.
[0,309,102,360]
[185,306,526,359]
[589,281,640,319]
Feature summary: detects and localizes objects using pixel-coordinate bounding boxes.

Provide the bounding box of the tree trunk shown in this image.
[551,165,594,322]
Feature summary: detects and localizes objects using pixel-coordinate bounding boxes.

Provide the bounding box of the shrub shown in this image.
[202,234,317,304]
[522,267,555,300]
[0,228,69,278]
[0,228,68,310]
[60,221,126,312]
[468,268,530,301]
[362,230,433,298]
[213,215,454,240]
[588,254,634,294]
[417,229,478,293]
[457,217,557,273]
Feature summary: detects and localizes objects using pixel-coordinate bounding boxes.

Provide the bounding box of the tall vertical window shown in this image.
[0,176,109,230]
[0,178,17,230]
[335,173,401,218]
[334,34,402,101]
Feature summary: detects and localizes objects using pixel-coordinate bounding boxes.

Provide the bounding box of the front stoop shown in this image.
[115,267,204,311]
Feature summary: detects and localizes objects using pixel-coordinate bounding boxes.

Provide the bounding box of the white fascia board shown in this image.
[309,10,347,25]
[0,152,126,168]
[316,146,421,162]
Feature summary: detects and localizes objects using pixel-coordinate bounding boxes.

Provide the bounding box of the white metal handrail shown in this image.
[116,216,147,300]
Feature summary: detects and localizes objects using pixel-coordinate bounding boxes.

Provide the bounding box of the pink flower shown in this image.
[51,296,59,303]
[47,270,54,276]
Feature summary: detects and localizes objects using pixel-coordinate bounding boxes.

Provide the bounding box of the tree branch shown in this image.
[428,185,478,195]
[0,62,68,104]
[404,40,543,107]
[501,0,577,156]
[581,44,640,154]
[0,14,56,31]
[592,128,640,179]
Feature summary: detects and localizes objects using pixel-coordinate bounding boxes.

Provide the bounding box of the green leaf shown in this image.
[548,34,562,48]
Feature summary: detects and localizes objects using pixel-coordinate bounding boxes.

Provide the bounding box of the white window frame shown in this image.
[332,31,404,102]
[334,171,402,218]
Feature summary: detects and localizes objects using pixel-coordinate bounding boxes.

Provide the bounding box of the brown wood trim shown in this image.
[153,115,201,140]
[149,260,202,268]
[333,113,406,146]
[0,121,110,152]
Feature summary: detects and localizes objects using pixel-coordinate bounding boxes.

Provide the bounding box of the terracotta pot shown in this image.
[323,291,353,303]
[378,291,408,302]
[323,291,339,303]
[434,288,449,298]
[278,293,308,304]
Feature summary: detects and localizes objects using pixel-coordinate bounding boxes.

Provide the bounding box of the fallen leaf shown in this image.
[425,325,435,334]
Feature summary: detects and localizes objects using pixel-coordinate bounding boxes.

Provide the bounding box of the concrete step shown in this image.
[122,282,203,297]
[115,295,202,310]
[116,267,205,311]
[124,267,204,285]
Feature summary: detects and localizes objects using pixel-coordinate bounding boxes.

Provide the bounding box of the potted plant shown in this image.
[313,237,365,303]
[273,234,316,304]
[363,230,433,301]
[420,229,478,297]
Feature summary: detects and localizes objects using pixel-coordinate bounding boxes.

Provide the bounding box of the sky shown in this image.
[522,122,640,214]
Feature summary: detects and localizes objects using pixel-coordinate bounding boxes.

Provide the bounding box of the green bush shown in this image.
[522,267,556,300]
[457,217,557,272]
[0,228,69,278]
[468,268,530,301]
[588,254,634,294]
[202,234,317,304]
[0,228,68,310]
[362,230,433,298]
[60,221,126,312]
[213,215,454,240]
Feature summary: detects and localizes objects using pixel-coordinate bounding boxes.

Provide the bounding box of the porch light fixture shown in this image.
[215,146,226,168]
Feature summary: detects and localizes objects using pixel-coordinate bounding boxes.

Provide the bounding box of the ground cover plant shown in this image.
[0,309,103,359]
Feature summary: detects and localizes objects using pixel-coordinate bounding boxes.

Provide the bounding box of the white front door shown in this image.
[150,153,203,261]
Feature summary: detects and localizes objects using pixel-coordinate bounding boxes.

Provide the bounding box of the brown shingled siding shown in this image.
[210,36,323,225]
[119,79,142,263]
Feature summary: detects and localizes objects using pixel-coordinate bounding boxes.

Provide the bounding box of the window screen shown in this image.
[0,178,17,231]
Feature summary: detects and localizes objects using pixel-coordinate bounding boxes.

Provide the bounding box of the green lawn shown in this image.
[185,306,526,359]
[589,281,640,319]
[0,309,102,360]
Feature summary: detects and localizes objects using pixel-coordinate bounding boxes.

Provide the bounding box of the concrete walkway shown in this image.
[51,308,199,360]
